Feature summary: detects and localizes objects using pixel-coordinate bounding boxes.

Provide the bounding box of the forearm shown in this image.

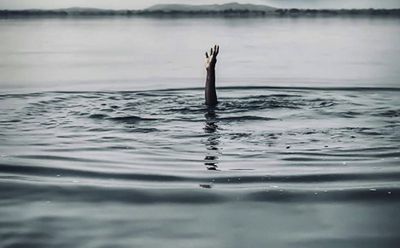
[205,67,217,106]
[204,45,219,106]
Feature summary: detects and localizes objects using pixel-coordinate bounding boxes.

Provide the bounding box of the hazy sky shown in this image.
[0,0,399,10]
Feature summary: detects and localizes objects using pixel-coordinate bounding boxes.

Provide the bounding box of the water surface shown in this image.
[1,17,400,91]
[1,17,400,248]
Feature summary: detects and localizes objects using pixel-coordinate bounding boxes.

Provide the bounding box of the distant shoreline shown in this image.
[1,8,400,18]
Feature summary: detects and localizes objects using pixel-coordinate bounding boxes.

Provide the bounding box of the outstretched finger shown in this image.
[205,52,209,58]
[215,45,219,55]
[210,47,213,56]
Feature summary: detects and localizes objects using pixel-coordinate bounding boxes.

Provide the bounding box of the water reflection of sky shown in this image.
[1,18,399,92]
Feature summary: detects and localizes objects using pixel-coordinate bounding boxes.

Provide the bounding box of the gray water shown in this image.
[1,17,400,248]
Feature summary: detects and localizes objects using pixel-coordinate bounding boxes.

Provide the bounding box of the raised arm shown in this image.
[205,45,219,106]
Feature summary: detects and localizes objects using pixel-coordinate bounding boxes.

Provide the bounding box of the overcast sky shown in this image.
[0,0,399,10]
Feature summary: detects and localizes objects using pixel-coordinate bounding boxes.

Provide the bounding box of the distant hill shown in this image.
[145,2,276,12]
[59,7,109,13]
[0,3,399,18]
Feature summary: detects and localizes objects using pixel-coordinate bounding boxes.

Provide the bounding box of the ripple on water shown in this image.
[0,87,399,203]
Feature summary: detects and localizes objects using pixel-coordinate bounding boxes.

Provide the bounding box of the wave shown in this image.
[2,160,400,186]
[1,180,398,204]
[88,114,158,123]
[45,86,400,94]
[108,116,157,123]
[1,87,399,206]
[1,86,400,99]
[373,109,400,118]
[218,115,275,121]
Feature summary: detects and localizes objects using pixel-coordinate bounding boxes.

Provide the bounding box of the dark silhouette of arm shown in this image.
[205,45,219,106]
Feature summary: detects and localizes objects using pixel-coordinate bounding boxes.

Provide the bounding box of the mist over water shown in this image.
[1,16,400,248]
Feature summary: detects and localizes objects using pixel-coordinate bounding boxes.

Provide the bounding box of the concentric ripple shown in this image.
[0,87,399,203]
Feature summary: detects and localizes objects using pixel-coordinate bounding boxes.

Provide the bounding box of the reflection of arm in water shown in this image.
[205,45,219,106]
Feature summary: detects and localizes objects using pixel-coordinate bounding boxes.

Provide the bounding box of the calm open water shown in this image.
[1,17,400,248]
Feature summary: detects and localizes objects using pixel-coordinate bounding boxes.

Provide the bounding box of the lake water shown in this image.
[1,17,400,248]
